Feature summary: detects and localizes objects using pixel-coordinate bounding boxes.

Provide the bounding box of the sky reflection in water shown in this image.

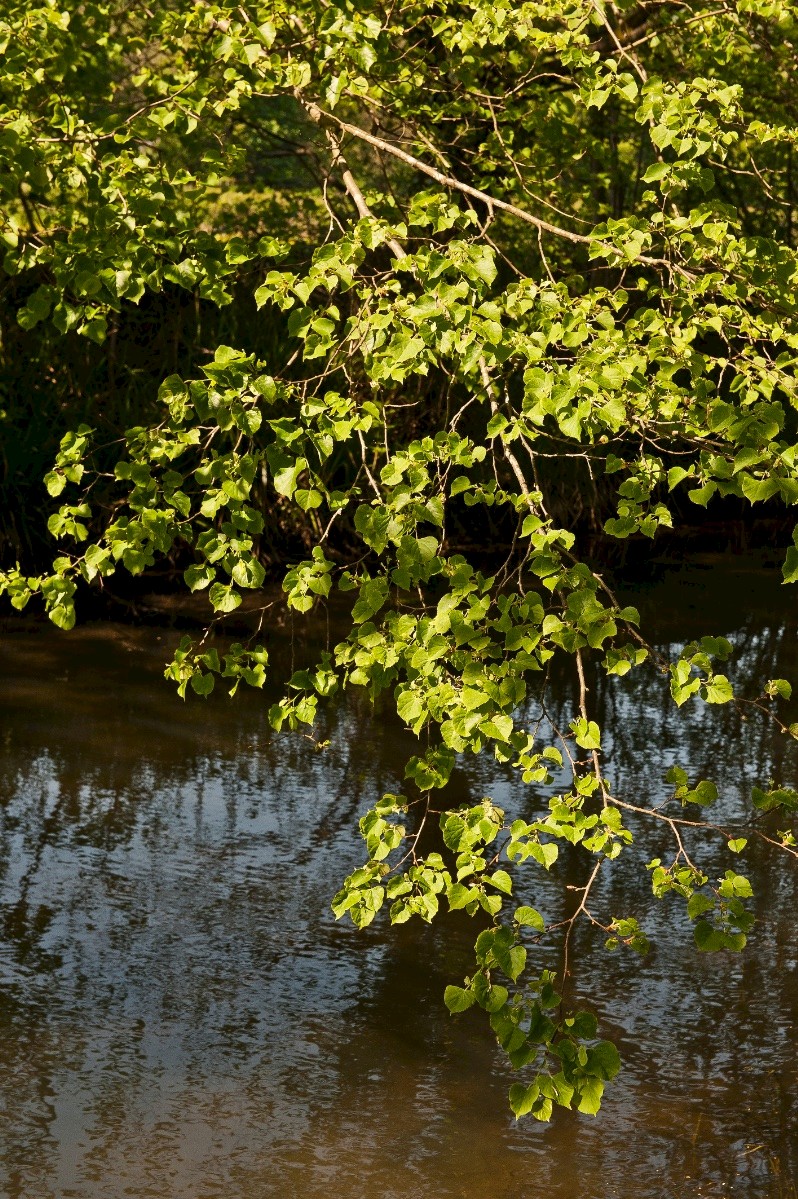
[0,561,796,1199]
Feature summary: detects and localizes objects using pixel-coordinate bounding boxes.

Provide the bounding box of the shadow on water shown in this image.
[0,558,797,1198]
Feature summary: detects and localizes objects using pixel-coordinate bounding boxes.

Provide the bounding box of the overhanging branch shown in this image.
[296,97,695,279]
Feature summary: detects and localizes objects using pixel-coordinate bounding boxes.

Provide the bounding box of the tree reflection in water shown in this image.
[0,561,796,1199]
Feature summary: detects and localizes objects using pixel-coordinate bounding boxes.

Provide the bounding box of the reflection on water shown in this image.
[0,561,797,1199]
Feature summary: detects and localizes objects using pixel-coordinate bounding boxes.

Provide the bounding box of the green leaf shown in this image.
[685,779,718,807]
[643,161,671,182]
[190,672,215,696]
[397,689,424,725]
[444,985,476,1013]
[486,869,513,895]
[576,1076,605,1116]
[752,785,798,812]
[185,563,215,592]
[588,1040,621,1080]
[447,883,476,911]
[502,944,527,982]
[667,466,690,489]
[532,842,559,871]
[514,905,545,931]
[49,603,76,631]
[783,547,798,584]
[694,920,726,952]
[702,675,734,704]
[572,718,601,750]
[481,984,509,1013]
[509,1083,538,1119]
[45,471,67,497]
[686,893,714,920]
[209,583,242,613]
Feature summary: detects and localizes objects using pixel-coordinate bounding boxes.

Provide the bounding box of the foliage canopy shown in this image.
[2,0,798,1119]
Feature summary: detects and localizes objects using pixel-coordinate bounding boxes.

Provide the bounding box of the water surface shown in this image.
[0,560,796,1198]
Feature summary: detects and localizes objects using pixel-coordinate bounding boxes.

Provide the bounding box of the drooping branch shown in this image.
[322,125,408,260]
[295,98,695,278]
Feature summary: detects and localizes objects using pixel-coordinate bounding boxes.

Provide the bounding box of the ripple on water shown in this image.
[0,564,797,1198]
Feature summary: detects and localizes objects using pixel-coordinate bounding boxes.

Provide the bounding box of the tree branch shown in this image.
[296,98,695,278]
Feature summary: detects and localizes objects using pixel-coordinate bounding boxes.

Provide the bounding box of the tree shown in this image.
[2,0,798,1121]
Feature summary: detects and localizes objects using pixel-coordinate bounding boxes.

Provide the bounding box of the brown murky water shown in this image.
[0,560,797,1198]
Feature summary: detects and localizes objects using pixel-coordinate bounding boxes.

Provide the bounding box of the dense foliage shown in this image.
[2,0,798,1119]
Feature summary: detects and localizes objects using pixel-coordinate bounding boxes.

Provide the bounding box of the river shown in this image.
[0,557,796,1198]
